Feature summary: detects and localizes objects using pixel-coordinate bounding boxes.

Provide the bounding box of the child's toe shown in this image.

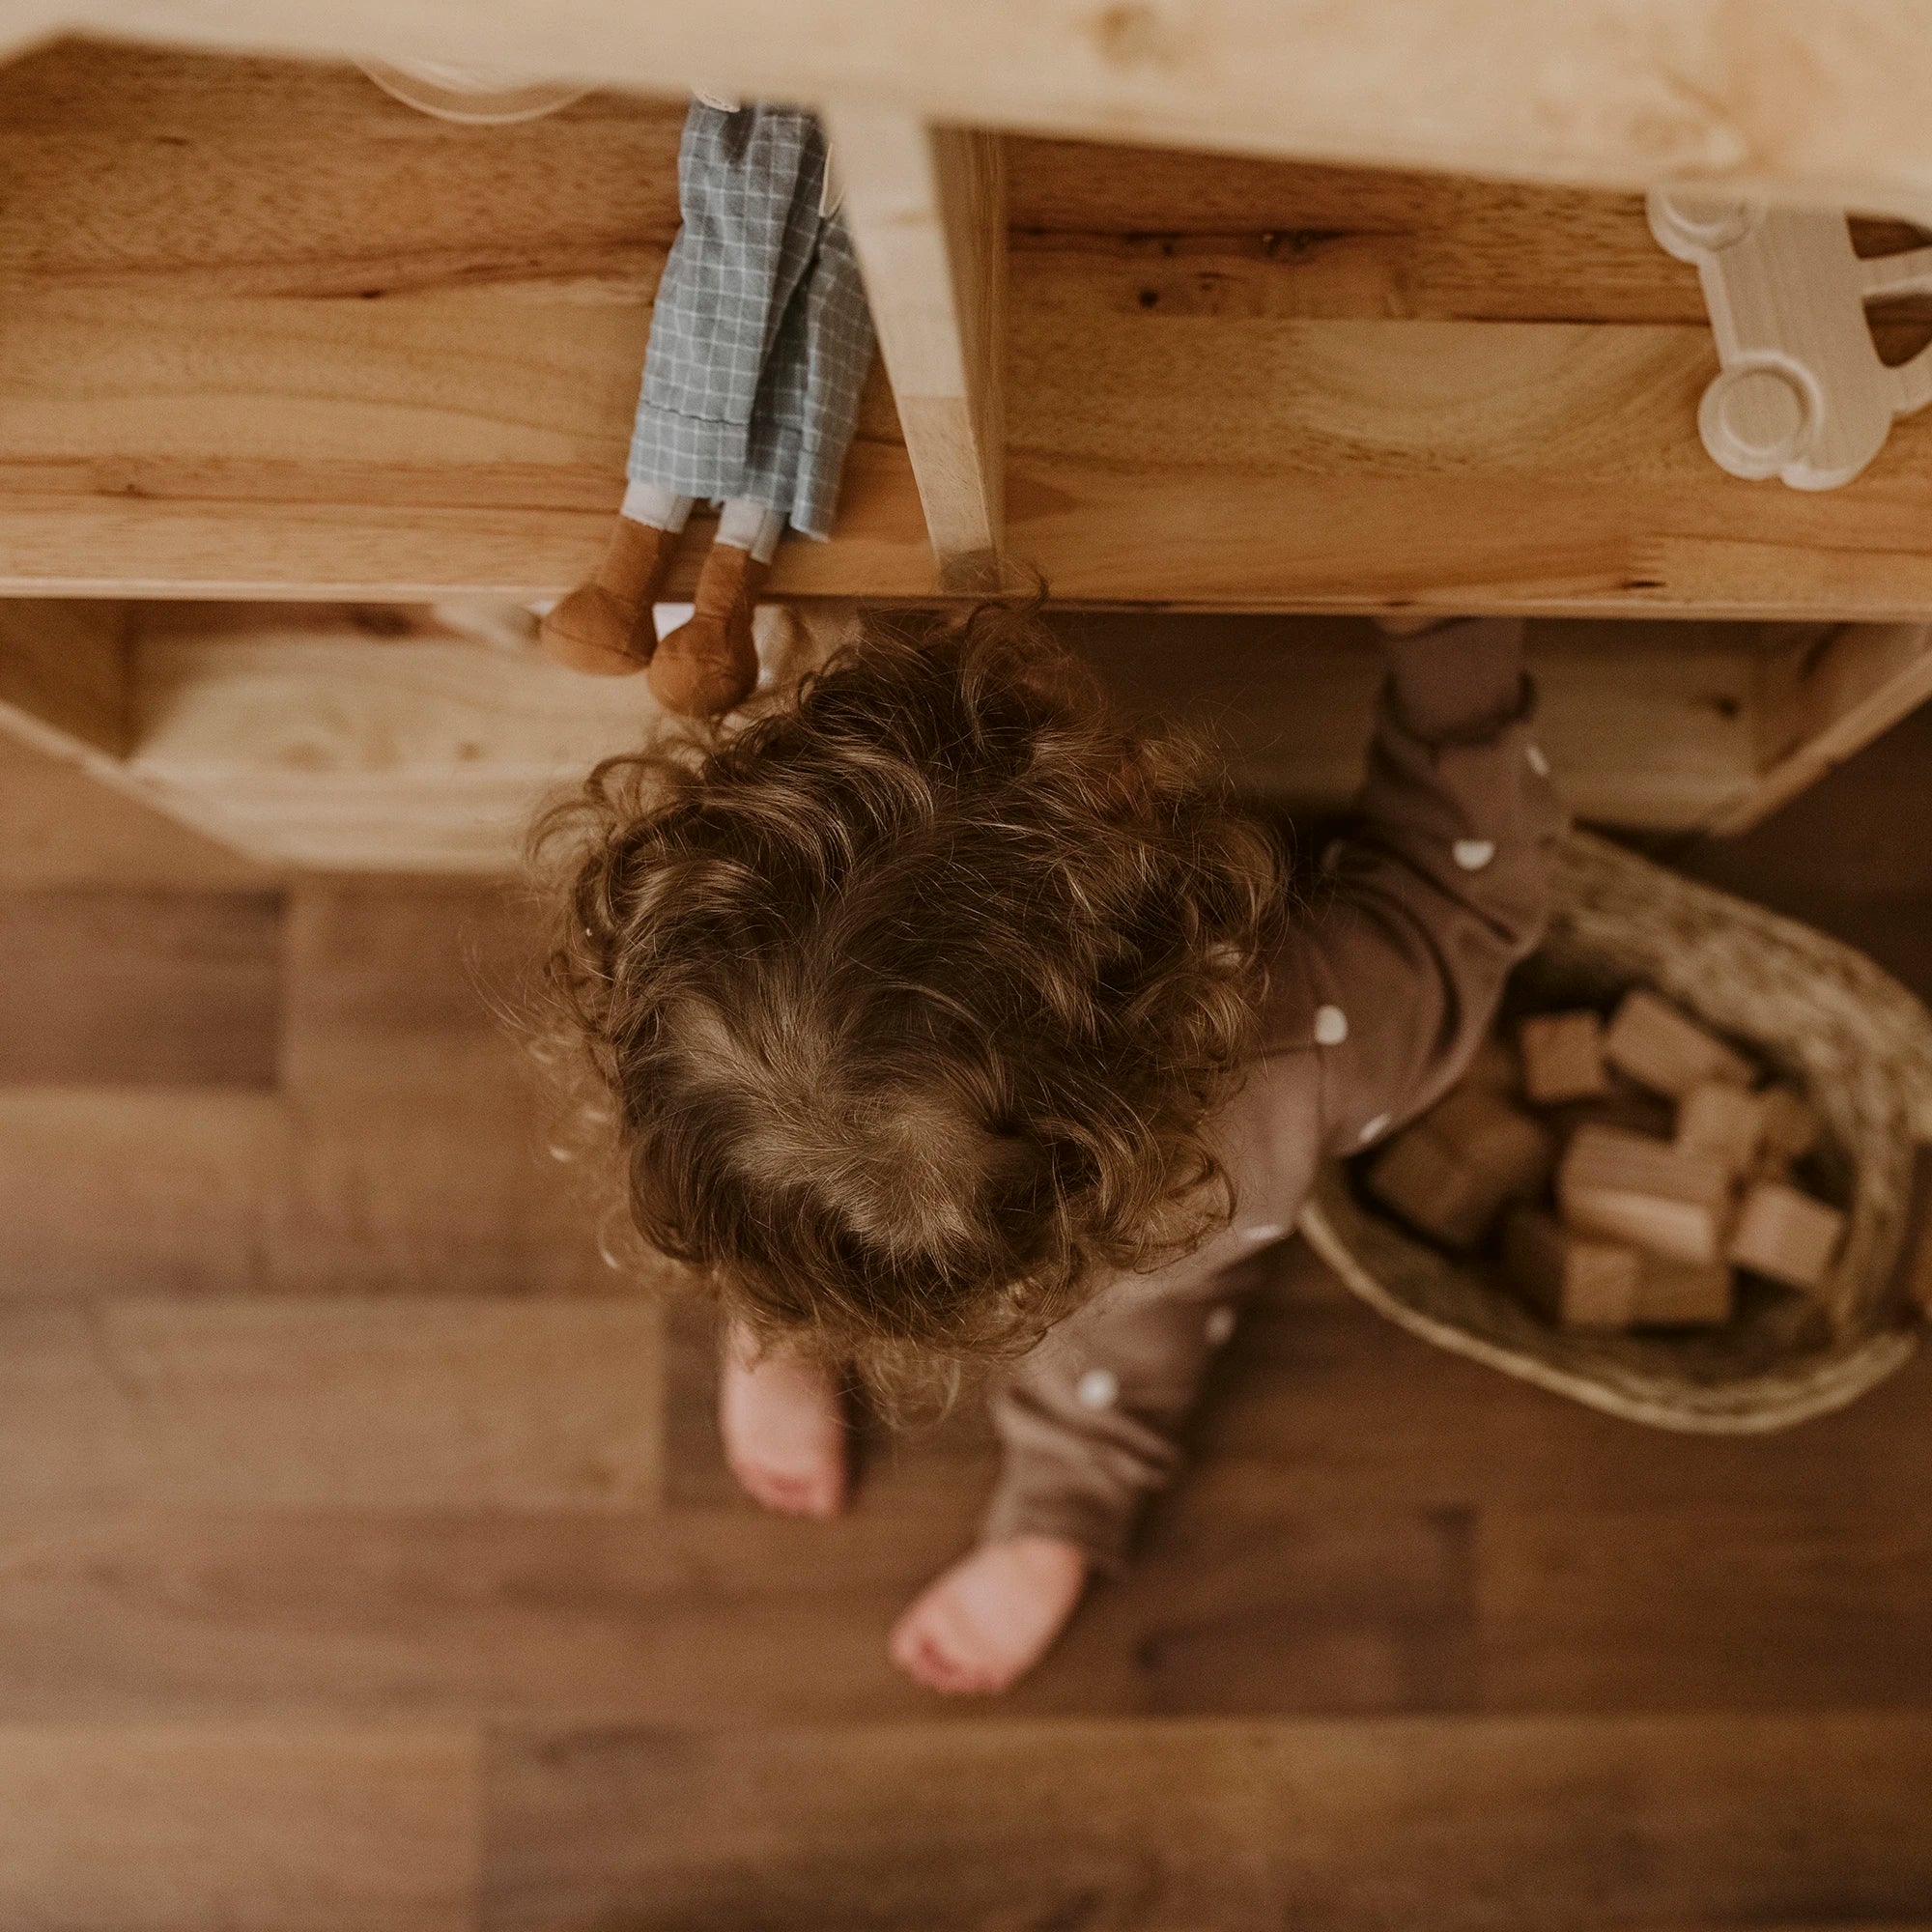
[890,1536,1092,1694]
[718,1328,850,1520]
[889,1583,1001,1694]
[889,1612,983,1693]
[727,1458,843,1519]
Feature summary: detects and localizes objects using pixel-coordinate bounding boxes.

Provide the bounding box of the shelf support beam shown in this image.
[824,111,1007,591]
[0,599,133,769]
[1710,620,1932,834]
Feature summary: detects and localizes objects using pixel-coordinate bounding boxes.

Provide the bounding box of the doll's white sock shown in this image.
[716,497,786,564]
[620,480,696,531]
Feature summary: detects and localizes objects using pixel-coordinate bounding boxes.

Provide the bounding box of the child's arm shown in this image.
[981,618,1565,1572]
[1284,616,1566,1154]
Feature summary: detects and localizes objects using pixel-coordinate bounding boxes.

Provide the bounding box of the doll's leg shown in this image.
[538,485,694,678]
[623,481,696,532]
[716,496,786,563]
[717,1314,850,1519]
[647,497,784,717]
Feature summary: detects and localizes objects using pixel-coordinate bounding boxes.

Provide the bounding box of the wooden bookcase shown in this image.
[4,24,1932,868]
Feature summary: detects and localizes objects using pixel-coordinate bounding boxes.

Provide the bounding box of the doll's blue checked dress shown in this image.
[626,102,876,540]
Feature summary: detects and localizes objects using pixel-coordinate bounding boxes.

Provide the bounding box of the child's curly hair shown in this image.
[530,604,1286,1386]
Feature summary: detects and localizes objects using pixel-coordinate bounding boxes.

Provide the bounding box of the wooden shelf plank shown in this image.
[1008,136,1931,326]
[7,43,1932,617]
[122,603,686,870]
[112,604,1901,872]
[0,447,935,603]
[20,1,1932,221]
[54,603,1771,871]
[0,47,927,598]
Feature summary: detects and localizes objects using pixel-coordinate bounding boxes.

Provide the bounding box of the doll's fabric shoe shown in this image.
[538,517,676,676]
[649,541,767,717]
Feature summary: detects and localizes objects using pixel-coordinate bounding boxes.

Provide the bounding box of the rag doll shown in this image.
[541,98,875,716]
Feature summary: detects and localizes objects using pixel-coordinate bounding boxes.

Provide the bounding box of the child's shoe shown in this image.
[649,540,767,717]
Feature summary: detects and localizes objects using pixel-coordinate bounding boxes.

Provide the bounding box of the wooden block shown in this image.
[1543,1087,1679,1146]
[1758,1085,1824,1164]
[1460,1034,1520,1095]
[1425,1088,1557,1191]
[1675,1082,1768,1178]
[1633,1258,1735,1326]
[1366,1092,1551,1252]
[1366,1128,1495,1250]
[1518,1011,1608,1106]
[1557,1123,1735,1266]
[1502,1208,1639,1329]
[1748,1287,1837,1353]
[1603,988,1755,1099]
[1729,1181,1847,1293]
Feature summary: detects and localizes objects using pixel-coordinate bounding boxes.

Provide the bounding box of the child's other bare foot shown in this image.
[889,1536,1091,1694]
[718,1323,848,1520]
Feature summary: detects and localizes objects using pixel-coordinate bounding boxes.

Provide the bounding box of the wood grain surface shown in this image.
[2,713,1932,1923]
[8,43,1932,615]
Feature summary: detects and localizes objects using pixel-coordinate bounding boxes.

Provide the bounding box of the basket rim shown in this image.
[1304,828,1928,1433]
[1299,1194,1918,1434]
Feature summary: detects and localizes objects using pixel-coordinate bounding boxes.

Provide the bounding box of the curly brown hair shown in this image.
[529,604,1286,1385]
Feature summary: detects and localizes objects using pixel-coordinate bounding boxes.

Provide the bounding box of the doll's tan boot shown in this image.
[649,540,767,717]
[539,518,677,676]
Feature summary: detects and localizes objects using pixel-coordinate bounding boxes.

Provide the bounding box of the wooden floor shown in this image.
[4,716,1932,1930]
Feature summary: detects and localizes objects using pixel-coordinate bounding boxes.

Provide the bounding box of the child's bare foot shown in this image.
[889,1536,1091,1694]
[718,1323,848,1519]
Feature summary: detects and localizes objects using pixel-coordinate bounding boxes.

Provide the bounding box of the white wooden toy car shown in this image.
[1649,190,1932,490]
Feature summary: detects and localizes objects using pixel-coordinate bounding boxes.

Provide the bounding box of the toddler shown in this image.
[536,605,1562,1691]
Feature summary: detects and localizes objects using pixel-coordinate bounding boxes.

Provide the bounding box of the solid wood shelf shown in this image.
[5,42,1932,873]
[2,596,1889,872]
[9,42,1932,617]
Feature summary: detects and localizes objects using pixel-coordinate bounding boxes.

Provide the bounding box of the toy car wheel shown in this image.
[1698,363,1812,480]
[359,58,589,125]
[1647,190,1760,261]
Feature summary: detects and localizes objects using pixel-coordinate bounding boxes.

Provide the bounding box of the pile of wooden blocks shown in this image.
[1363,987,1845,1332]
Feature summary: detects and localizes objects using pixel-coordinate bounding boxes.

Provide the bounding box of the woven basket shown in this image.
[1299,831,1932,1432]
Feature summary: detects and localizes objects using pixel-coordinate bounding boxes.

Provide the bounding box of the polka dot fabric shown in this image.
[983,619,1567,1570]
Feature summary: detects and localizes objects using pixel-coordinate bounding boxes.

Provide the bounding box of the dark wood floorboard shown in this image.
[0,1720,479,1932]
[0,887,280,1085]
[0,1499,1476,1724]
[481,1714,1932,1932]
[1478,1501,1932,1714]
[5,662,1932,1926]
[0,1298,661,1509]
